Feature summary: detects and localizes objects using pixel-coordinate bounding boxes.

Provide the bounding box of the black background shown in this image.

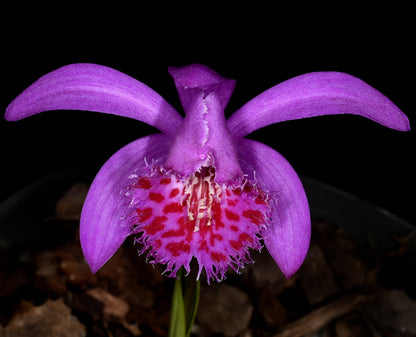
[1,6,415,225]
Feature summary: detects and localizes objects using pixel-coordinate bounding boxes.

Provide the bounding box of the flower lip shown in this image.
[127,164,271,283]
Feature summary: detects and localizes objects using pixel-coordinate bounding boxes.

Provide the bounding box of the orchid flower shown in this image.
[5,63,410,283]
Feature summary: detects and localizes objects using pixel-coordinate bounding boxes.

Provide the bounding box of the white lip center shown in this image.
[184,166,220,231]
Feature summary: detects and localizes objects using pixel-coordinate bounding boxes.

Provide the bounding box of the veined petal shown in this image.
[5,63,183,137]
[228,71,410,138]
[81,133,172,273]
[237,139,310,278]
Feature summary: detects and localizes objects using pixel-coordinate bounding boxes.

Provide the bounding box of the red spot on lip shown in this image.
[198,240,209,252]
[136,207,153,222]
[225,209,240,221]
[163,202,183,214]
[145,216,167,235]
[230,240,242,250]
[239,232,253,243]
[231,232,253,250]
[169,188,180,198]
[166,241,191,256]
[243,183,253,193]
[227,199,236,206]
[162,229,184,238]
[242,209,264,225]
[255,197,267,205]
[160,178,171,185]
[209,233,223,246]
[149,192,164,203]
[212,203,224,229]
[162,217,194,241]
[136,178,152,189]
[211,252,226,262]
[230,225,239,232]
[232,189,242,196]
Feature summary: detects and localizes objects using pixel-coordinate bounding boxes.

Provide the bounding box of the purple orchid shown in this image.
[5,64,410,283]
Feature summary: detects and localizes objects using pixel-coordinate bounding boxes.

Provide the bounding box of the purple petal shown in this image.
[237,139,310,278]
[5,63,183,137]
[228,71,410,138]
[80,133,172,273]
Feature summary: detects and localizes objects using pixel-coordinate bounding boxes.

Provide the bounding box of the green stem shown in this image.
[168,268,200,337]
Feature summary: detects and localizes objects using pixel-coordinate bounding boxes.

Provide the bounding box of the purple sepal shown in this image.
[5,63,183,137]
[228,71,410,138]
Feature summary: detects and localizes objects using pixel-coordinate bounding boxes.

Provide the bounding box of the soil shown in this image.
[0,182,415,337]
